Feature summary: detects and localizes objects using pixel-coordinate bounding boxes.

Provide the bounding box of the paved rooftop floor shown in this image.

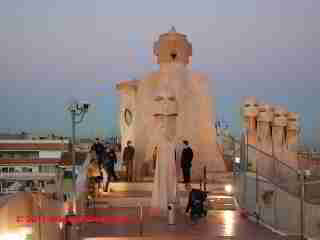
[80,206,287,240]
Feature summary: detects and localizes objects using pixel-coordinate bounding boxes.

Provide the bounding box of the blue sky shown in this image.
[0,0,319,145]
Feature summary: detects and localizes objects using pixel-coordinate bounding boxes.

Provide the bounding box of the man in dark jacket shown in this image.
[122,141,135,182]
[181,140,193,184]
[91,138,105,169]
[104,145,118,182]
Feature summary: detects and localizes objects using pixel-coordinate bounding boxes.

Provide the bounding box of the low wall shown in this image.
[0,193,33,235]
[31,193,64,240]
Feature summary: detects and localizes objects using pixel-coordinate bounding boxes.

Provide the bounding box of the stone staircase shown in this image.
[89,181,236,212]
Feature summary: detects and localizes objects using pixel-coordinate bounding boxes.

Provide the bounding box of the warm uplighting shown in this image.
[225,184,233,193]
[223,211,235,236]
[0,233,24,240]
[19,227,32,236]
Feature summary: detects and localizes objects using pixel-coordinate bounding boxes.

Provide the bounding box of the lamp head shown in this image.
[79,101,90,112]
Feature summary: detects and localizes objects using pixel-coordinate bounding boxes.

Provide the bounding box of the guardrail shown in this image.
[234,131,320,240]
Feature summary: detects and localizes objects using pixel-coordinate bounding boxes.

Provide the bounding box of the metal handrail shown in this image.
[204,166,207,192]
[137,202,143,236]
[232,137,299,174]
[247,143,299,174]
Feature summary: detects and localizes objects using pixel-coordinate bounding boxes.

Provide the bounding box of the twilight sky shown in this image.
[0,0,319,146]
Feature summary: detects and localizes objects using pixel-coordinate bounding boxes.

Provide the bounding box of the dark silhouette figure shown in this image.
[104,146,118,182]
[91,138,105,169]
[181,140,193,184]
[123,141,135,182]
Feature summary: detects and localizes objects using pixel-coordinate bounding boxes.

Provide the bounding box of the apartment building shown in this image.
[0,138,68,193]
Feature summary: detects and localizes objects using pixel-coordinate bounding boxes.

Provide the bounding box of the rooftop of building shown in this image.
[61,151,88,166]
[0,132,31,140]
[0,158,62,165]
[0,142,68,151]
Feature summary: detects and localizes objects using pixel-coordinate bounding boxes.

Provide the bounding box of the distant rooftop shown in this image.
[0,142,68,151]
[61,152,88,166]
[79,138,94,144]
[0,132,31,140]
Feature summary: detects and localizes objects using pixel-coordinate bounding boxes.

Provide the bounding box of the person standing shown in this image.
[87,158,101,199]
[122,141,135,182]
[152,146,158,173]
[105,145,119,182]
[181,140,193,184]
[91,138,105,169]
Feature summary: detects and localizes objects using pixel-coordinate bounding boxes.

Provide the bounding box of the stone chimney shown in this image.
[153,26,192,66]
[271,106,288,151]
[287,112,300,148]
[242,96,259,145]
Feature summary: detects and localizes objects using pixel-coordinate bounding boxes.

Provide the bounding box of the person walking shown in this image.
[181,140,193,184]
[122,141,135,182]
[87,158,101,199]
[91,138,105,169]
[104,145,118,182]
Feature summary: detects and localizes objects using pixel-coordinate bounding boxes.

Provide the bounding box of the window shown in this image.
[9,168,14,173]
[2,168,8,173]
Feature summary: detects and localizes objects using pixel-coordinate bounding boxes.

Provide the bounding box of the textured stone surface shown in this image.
[116,29,225,181]
[81,207,286,240]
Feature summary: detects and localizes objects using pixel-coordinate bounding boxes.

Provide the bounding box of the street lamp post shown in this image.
[67,101,90,215]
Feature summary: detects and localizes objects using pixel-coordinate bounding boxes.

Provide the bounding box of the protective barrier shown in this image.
[234,133,320,239]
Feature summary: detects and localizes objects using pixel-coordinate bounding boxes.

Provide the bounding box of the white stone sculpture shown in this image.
[287,112,300,148]
[272,106,289,176]
[272,106,288,150]
[286,112,300,169]
[150,86,178,216]
[242,96,259,132]
[242,96,259,170]
[117,28,225,181]
[256,104,274,177]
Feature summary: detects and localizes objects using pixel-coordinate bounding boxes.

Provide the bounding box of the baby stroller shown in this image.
[185,189,208,220]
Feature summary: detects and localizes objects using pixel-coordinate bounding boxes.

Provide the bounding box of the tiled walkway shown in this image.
[80,207,287,240]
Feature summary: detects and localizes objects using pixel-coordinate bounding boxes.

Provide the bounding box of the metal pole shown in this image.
[243,130,248,207]
[71,110,77,215]
[300,172,305,240]
[256,144,260,222]
[246,129,249,171]
[138,203,143,236]
[204,166,207,193]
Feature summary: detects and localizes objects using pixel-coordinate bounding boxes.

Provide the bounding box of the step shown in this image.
[207,172,234,183]
[89,191,235,209]
[108,182,232,193]
[207,195,236,211]
[142,172,234,183]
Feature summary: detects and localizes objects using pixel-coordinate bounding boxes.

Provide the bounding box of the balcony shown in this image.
[0,172,57,180]
[0,157,62,164]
